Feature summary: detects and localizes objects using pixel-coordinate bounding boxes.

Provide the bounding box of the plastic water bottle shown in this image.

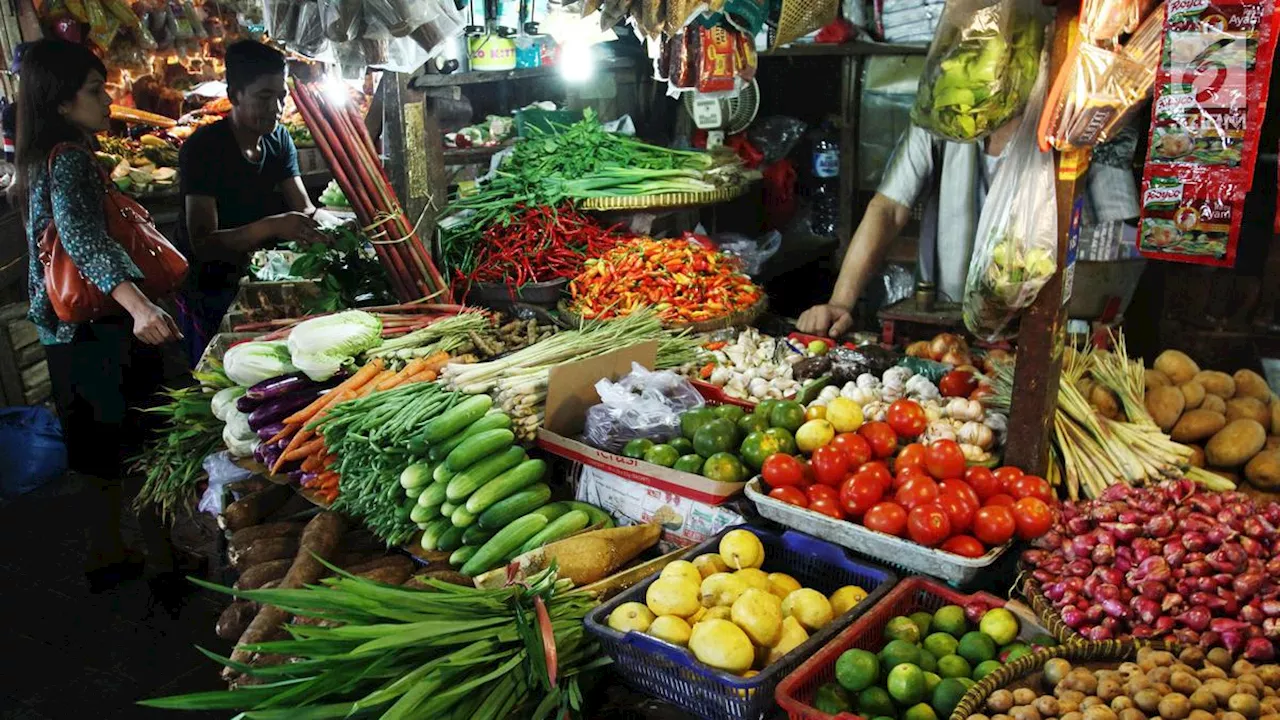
[809,122,840,237]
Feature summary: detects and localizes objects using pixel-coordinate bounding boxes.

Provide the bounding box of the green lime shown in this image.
[909,611,934,638]
[738,413,769,437]
[673,454,705,474]
[835,649,880,693]
[956,678,976,689]
[668,437,695,455]
[763,427,798,455]
[643,444,680,467]
[693,418,738,458]
[622,438,653,459]
[878,639,921,672]
[924,632,960,660]
[886,616,922,644]
[754,399,779,419]
[712,404,747,423]
[917,648,937,673]
[999,642,1032,664]
[1029,633,1059,650]
[931,677,971,719]
[738,430,783,471]
[701,452,746,483]
[979,608,1019,646]
[923,671,942,695]
[814,683,853,715]
[936,654,972,679]
[769,401,806,432]
[904,703,938,720]
[932,605,968,639]
[858,686,897,719]
[957,631,997,666]
[680,408,716,440]
[973,660,1002,681]
[887,664,926,705]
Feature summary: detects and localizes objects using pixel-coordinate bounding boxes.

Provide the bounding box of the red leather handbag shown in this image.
[37,143,188,323]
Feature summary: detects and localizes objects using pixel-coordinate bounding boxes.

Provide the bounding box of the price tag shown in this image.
[691,96,723,129]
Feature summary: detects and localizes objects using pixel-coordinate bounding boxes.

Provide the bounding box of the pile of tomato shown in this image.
[759,429,1056,557]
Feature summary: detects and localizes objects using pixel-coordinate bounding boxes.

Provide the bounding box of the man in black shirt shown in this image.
[177,39,328,364]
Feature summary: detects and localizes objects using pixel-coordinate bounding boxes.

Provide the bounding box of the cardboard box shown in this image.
[536,343,748,505]
[576,466,743,552]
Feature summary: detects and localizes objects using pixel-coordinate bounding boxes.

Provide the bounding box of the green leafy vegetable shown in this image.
[287,225,392,313]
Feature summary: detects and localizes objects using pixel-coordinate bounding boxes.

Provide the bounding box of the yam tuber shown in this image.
[228,521,305,555]
[228,536,299,570]
[219,484,294,532]
[476,524,662,589]
[1154,350,1200,385]
[233,558,292,590]
[1204,419,1267,468]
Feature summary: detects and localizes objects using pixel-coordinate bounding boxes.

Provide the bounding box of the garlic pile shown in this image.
[701,328,805,402]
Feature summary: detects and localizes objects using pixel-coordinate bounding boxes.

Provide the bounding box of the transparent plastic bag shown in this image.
[962,49,1055,341]
[293,1,329,56]
[747,116,808,165]
[910,0,1044,142]
[320,0,361,40]
[714,230,782,276]
[582,363,705,453]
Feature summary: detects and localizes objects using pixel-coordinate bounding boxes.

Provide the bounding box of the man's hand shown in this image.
[268,211,328,244]
[797,304,854,338]
[131,300,183,345]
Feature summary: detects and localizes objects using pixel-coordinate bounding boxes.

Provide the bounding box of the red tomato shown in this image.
[858,421,899,459]
[1011,475,1054,503]
[798,458,816,487]
[809,495,844,520]
[938,491,976,532]
[964,467,1002,502]
[895,476,940,510]
[993,466,1024,493]
[924,439,966,480]
[907,503,953,547]
[863,502,908,537]
[1012,497,1054,540]
[810,445,852,487]
[938,370,978,398]
[831,433,872,467]
[893,443,927,475]
[894,467,932,491]
[856,462,894,494]
[839,472,884,518]
[886,399,927,439]
[973,505,1016,545]
[986,493,1016,507]
[768,486,808,508]
[806,484,838,504]
[941,535,987,558]
[938,479,981,510]
[761,453,805,489]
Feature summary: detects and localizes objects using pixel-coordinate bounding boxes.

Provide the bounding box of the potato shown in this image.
[1268,436,1280,451]
[1092,385,1122,420]
[1146,368,1173,389]
[1234,370,1272,403]
[1195,370,1236,398]
[1244,449,1280,491]
[1272,399,1280,435]
[1227,397,1271,426]
[1187,445,1206,468]
[1181,381,1207,410]
[1205,419,1267,467]
[1171,409,1228,443]
[1203,394,1227,414]
[1147,386,1187,432]
[1155,350,1201,384]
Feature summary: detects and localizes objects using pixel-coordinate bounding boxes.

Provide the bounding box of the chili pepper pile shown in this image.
[568,237,764,324]
[453,205,626,294]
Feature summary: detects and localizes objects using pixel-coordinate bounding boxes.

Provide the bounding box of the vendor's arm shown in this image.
[281,175,341,227]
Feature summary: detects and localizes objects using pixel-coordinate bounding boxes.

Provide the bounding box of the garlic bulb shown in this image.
[959,443,988,463]
[819,385,841,402]
[862,400,889,423]
[709,366,732,386]
[943,397,984,421]
[957,421,995,449]
[749,377,770,399]
[883,366,912,388]
[923,420,957,443]
[923,401,944,423]
[856,373,881,390]
[904,374,941,402]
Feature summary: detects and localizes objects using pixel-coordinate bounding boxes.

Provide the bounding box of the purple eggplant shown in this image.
[236,393,264,414]
[257,422,287,441]
[247,391,319,430]
[256,441,283,469]
[299,471,318,486]
[287,470,306,484]
[245,373,311,401]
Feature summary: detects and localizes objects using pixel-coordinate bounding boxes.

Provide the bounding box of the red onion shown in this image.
[1144,514,1175,537]
[1266,556,1280,576]
[1178,606,1212,632]
[1086,625,1113,641]
[1261,598,1280,617]
[1264,504,1280,525]
[1164,544,1187,568]
[1173,628,1201,646]
[1218,590,1240,615]
[963,601,987,625]
[1205,524,1234,546]
[1099,566,1124,586]
[1064,576,1084,592]
[1185,560,1211,577]
[1087,604,1106,623]
[1264,618,1280,640]
[1155,615,1176,634]
[1134,597,1161,625]
[1061,606,1086,629]
[1234,572,1265,600]
[1183,532,1209,552]
[1092,544,1115,565]
[1066,516,1091,535]
[1244,637,1276,661]
[1139,582,1165,601]
[1210,617,1249,634]
[1102,598,1129,619]
[1034,569,1056,585]
[1199,630,1221,649]
[1221,628,1247,655]
[1163,593,1185,613]
[1065,559,1091,577]
[1241,603,1265,625]
[1238,535,1265,558]
[1022,549,1047,565]
[1097,584,1122,601]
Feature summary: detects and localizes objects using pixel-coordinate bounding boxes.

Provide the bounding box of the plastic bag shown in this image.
[582,363,705,453]
[0,407,66,500]
[714,230,781,276]
[747,116,808,165]
[293,0,329,56]
[962,49,1055,341]
[197,451,255,515]
[320,0,361,40]
[910,0,1044,142]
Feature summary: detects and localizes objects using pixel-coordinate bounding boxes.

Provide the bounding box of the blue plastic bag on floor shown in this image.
[0,406,67,499]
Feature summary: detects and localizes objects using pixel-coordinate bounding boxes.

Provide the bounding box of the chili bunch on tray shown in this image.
[568,237,763,324]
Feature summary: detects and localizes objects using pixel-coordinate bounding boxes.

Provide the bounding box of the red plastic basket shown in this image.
[691,379,758,409]
[774,577,1013,720]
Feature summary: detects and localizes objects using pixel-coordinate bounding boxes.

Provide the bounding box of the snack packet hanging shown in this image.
[1137,166,1245,266]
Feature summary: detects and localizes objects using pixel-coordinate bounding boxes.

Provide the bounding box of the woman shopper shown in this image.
[16,39,183,593]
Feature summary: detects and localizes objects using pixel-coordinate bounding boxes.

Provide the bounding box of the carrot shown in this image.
[284,359,385,427]
[283,437,326,463]
[406,369,438,383]
[323,453,338,467]
[301,453,325,473]
[373,358,428,391]
[420,351,451,374]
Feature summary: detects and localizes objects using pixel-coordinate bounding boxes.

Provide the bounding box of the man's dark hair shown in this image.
[225,40,286,98]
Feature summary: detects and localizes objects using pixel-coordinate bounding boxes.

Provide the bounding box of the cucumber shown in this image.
[428,412,513,463]
[433,463,456,485]
[395,496,415,522]
[444,429,516,472]
[416,482,447,509]
[528,501,572,523]
[439,501,458,517]
[410,503,439,524]
[405,483,425,499]
[446,447,527,502]
[462,524,495,547]
[407,438,428,456]
[516,509,590,556]
[477,483,552,531]
[451,505,477,528]
[564,501,614,529]
[400,462,434,490]
[449,545,479,568]
[461,514,549,576]
[436,525,465,552]
[420,518,453,551]
[421,395,492,445]
[465,459,547,514]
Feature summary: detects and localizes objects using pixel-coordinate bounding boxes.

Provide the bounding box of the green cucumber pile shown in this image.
[401,394,612,577]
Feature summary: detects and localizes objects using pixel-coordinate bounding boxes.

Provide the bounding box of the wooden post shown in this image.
[837,55,860,248]
[1002,2,1081,474]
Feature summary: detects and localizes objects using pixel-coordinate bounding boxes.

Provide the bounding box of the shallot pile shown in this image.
[1022,479,1280,660]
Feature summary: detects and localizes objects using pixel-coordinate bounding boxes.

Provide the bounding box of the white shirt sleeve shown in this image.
[876,124,937,209]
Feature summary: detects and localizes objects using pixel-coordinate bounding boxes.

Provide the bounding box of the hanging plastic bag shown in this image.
[910,0,1045,143]
[197,451,256,515]
[962,49,1056,341]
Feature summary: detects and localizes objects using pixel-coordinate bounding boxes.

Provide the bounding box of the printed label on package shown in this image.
[1137,170,1243,266]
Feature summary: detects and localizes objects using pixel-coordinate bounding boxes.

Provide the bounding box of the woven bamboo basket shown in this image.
[557,294,767,333]
[1020,576,1084,646]
[577,183,749,211]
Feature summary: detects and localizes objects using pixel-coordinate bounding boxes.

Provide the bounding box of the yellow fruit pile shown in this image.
[606,528,870,676]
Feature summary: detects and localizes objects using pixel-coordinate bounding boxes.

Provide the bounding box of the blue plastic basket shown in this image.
[584,524,898,720]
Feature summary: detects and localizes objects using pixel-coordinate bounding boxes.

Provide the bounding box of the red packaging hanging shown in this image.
[1138,165,1246,266]
[697,25,738,94]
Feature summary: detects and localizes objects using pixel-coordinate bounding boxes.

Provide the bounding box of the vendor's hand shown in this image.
[130,300,183,345]
[268,211,328,244]
[797,304,854,338]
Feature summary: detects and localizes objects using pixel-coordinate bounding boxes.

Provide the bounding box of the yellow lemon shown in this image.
[607,602,655,633]
[767,572,802,600]
[646,577,700,618]
[826,397,865,433]
[766,616,810,666]
[730,588,783,647]
[687,606,708,625]
[692,553,730,578]
[782,588,834,632]
[703,606,732,622]
[719,529,765,570]
[700,572,749,608]
[688,619,755,674]
[647,615,693,646]
[805,405,827,421]
[829,585,869,616]
[795,419,836,454]
[660,560,704,588]
[734,567,770,592]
